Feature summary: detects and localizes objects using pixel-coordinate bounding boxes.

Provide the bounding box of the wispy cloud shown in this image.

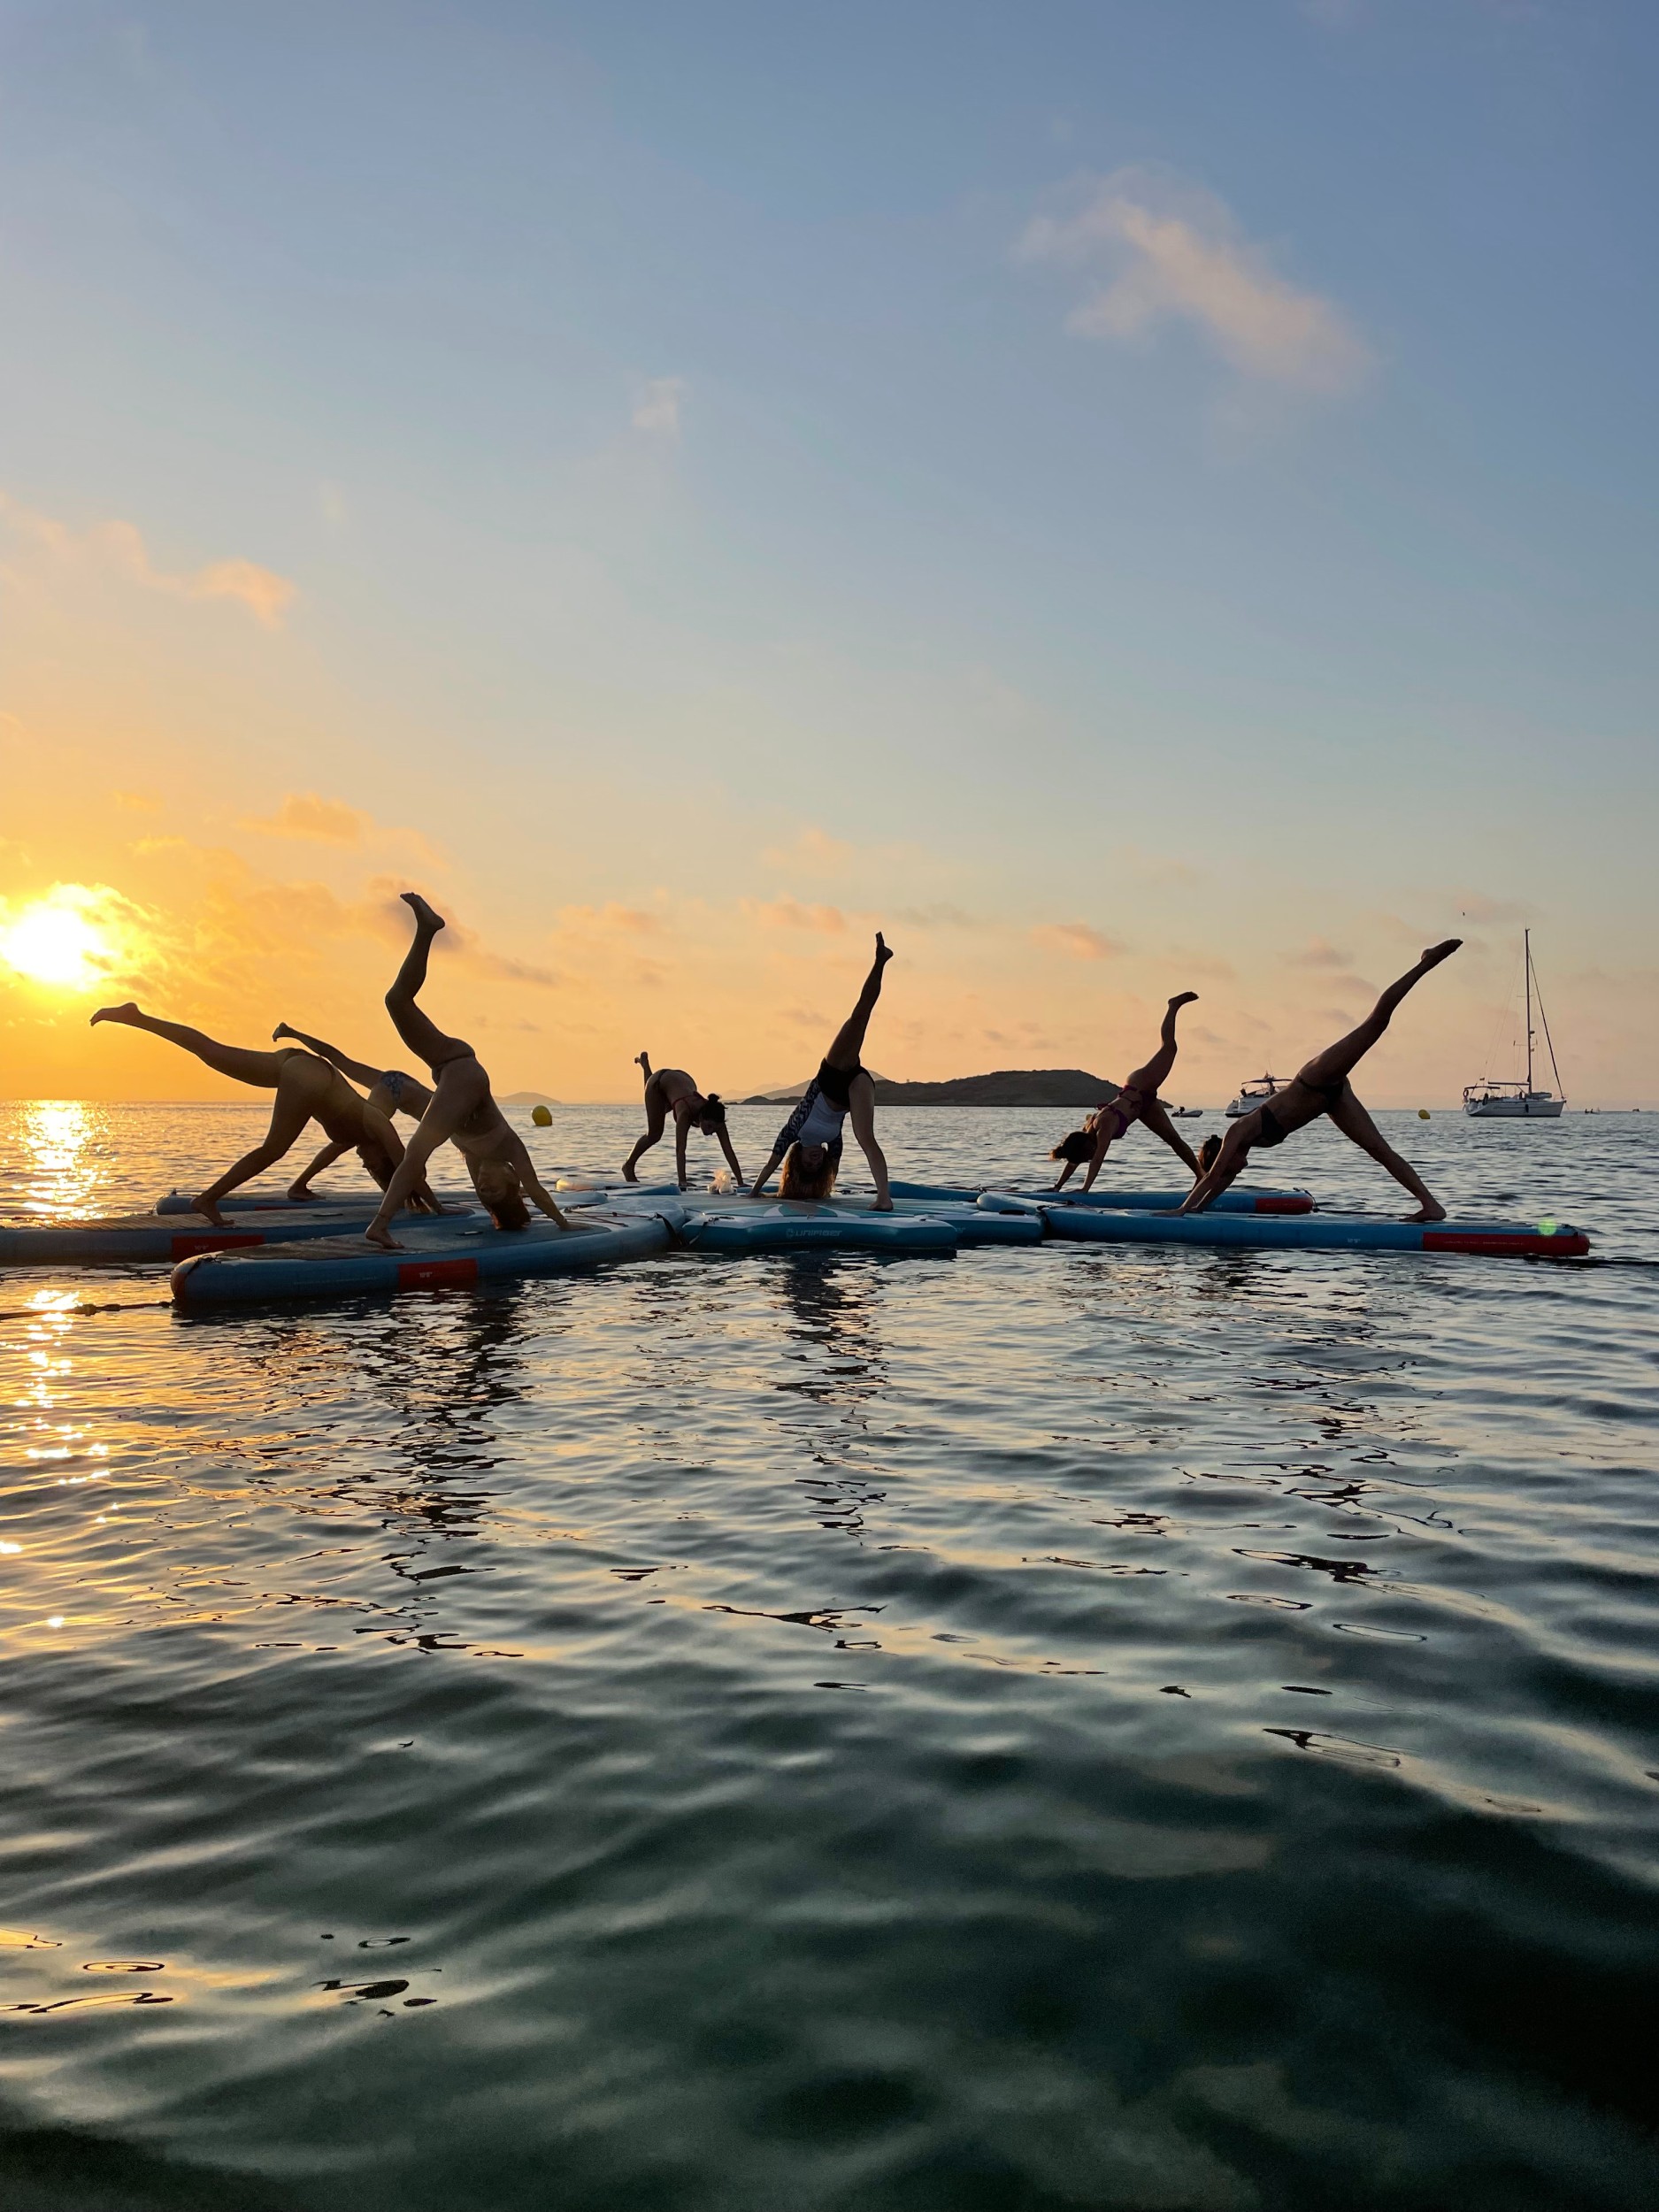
[242,792,373,846]
[1018,168,1371,395]
[112,789,162,814]
[1031,920,1125,961]
[557,902,666,938]
[0,491,297,626]
[744,898,848,934]
[1285,936,1353,969]
[762,826,854,876]
[633,377,686,437]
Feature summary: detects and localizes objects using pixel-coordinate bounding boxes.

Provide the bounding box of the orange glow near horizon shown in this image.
[0,887,129,994]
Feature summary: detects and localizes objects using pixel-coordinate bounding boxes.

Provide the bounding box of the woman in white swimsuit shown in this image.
[749,934,895,1210]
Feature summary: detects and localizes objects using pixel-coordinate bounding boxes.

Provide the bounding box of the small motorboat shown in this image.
[1225,1075,1285,1119]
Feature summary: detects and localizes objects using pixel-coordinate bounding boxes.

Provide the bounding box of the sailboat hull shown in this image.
[1463,1094,1564,1119]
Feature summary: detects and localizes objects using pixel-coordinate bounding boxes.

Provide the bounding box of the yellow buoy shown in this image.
[1418,1109,1430,1119]
[531,1103,552,1126]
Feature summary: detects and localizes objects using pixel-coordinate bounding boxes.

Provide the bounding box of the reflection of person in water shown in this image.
[749,934,894,1210]
[1179,942,1462,1221]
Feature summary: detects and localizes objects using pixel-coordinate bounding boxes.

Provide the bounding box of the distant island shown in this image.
[501,1091,564,1108]
[742,1068,1120,1108]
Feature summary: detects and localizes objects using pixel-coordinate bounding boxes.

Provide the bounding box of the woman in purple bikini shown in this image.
[1048,993,1204,1191]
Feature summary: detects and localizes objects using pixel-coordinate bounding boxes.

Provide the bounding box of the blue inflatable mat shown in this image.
[888,1179,1313,1215]
[679,1201,957,1256]
[981,1195,1589,1259]
[154,1186,474,1216]
[172,1207,678,1308]
[2,1198,481,1269]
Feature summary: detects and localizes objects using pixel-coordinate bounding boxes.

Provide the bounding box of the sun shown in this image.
[0,888,125,992]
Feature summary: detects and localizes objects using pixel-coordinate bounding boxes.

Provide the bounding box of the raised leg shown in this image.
[1297,942,1460,1092]
[1327,1089,1445,1222]
[384,894,470,1070]
[825,933,893,1071]
[89,1005,288,1088]
[273,1023,383,1090]
[1123,992,1199,1102]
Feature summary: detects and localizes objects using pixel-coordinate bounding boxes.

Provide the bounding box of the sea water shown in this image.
[1,1101,1655,2211]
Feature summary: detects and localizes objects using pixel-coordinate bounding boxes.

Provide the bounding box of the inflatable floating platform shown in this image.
[1,1196,480,1268]
[154,1186,474,1216]
[172,1205,679,1309]
[980,1194,1589,1259]
[674,1194,1033,1254]
[887,1180,1314,1215]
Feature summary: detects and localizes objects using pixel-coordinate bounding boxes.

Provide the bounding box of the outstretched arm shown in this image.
[749,1147,787,1198]
[496,1128,571,1228]
[1080,1125,1115,1193]
[1177,1126,1250,1215]
[675,1116,691,1190]
[716,1125,744,1182]
[273,1024,382,1089]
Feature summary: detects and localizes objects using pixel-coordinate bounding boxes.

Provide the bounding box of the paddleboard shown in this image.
[1,1198,480,1268]
[171,1206,680,1309]
[980,1195,1589,1258]
[888,1180,1313,1215]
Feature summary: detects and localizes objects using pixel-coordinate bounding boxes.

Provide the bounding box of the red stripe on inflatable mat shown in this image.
[397,1256,479,1291]
[170,1232,265,1259]
[1255,1196,1314,1214]
[1423,1230,1589,1257]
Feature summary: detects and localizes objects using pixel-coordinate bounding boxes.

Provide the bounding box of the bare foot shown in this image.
[875,932,893,965]
[401,891,446,934]
[1408,1202,1448,1223]
[1420,940,1462,968]
[1169,991,1199,1009]
[90,1002,139,1026]
[191,1194,228,1226]
[634,1051,649,1071]
[363,1223,403,1250]
[273,1022,296,1042]
[621,1163,639,1182]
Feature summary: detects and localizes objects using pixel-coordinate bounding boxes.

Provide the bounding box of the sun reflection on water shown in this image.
[15,1101,108,1220]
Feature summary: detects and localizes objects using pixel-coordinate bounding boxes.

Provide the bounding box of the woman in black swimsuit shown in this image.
[1179,941,1462,1220]
[362,895,570,1248]
[1049,993,1202,1191]
[750,933,894,1209]
[269,1022,435,1201]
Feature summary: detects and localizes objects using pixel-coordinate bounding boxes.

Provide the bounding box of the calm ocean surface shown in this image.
[2,1100,1655,2211]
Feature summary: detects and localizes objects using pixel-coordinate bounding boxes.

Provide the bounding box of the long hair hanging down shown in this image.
[779,1141,837,1202]
[1048,1128,1094,1164]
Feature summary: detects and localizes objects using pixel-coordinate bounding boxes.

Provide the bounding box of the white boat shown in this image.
[1463,932,1565,1118]
[1225,1074,1285,1118]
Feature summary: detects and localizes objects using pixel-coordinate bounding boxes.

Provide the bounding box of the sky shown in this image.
[2,0,1655,1106]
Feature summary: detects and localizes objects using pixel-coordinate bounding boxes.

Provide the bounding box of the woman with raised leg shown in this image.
[622,1054,744,1190]
[361,895,570,1249]
[87,1007,417,1225]
[1049,994,1203,1191]
[1178,942,1462,1220]
[749,934,895,1210]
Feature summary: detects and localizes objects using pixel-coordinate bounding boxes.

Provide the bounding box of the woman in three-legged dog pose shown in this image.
[1179,941,1462,1220]
[268,1022,435,1202]
[622,1056,743,1189]
[362,895,570,1249]
[1049,993,1203,1191]
[87,1005,426,1225]
[749,933,894,1210]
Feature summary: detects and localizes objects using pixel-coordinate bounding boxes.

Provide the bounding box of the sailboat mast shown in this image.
[1524,930,1534,1094]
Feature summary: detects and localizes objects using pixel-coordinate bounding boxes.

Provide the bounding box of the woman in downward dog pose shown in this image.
[622,1056,744,1189]
[749,933,894,1210]
[268,1022,434,1202]
[1179,941,1462,1221]
[361,895,570,1249]
[1049,993,1203,1192]
[87,1005,429,1225]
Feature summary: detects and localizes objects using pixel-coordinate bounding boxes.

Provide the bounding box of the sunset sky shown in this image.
[3,1,1655,1105]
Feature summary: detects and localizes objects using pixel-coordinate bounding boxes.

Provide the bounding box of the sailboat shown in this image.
[1463,932,1565,1118]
